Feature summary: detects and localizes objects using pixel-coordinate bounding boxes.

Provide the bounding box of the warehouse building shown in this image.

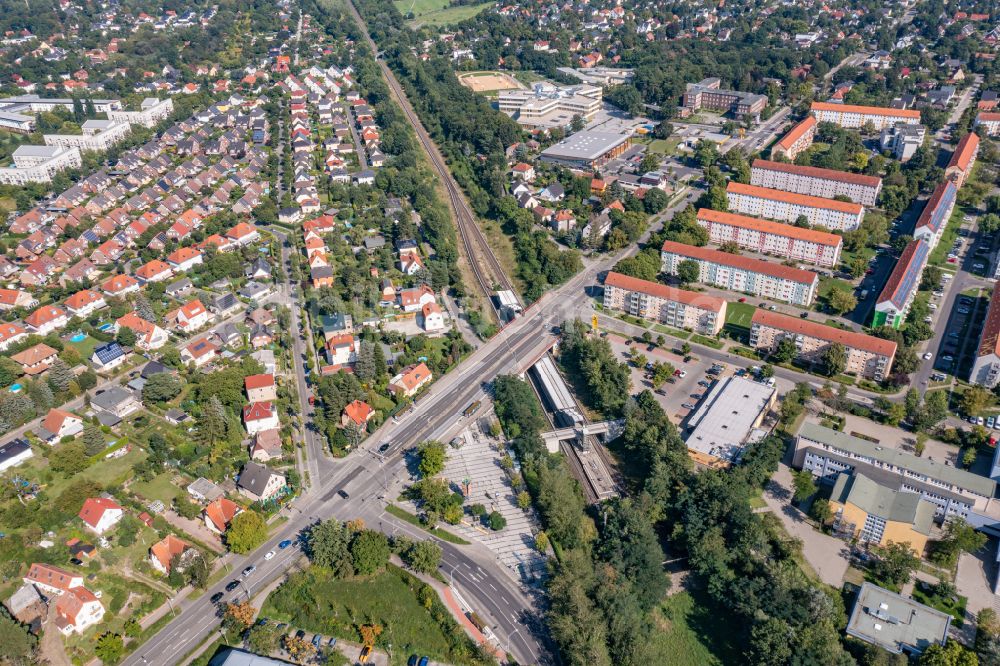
[726,181,865,231]
[602,271,726,335]
[683,376,776,468]
[695,208,842,267]
[770,116,817,161]
[749,159,882,206]
[750,309,896,380]
[873,239,929,329]
[810,101,922,130]
[539,130,632,169]
[912,181,957,251]
[660,240,818,306]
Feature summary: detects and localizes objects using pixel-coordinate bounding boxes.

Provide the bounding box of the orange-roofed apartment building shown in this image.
[749,159,882,206]
[974,111,1000,136]
[810,101,922,130]
[945,133,980,188]
[750,309,897,380]
[695,208,843,268]
[725,182,865,231]
[971,282,1000,388]
[660,240,819,306]
[602,271,726,335]
[770,116,817,161]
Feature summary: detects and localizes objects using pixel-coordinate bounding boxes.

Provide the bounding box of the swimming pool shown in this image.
[69,332,86,343]
[9,384,21,393]
[98,323,113,332]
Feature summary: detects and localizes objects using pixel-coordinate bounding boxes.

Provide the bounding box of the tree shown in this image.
[517,490,532,510]
[963,447,978,468]
[351,530,390,575]
[651,362,675,387]
[631,353,647,369]
[307,520,353,578]
[418,440,446,477]
[223,601,257,633]
[759,364,774,379]
[931,519,987,568]
[820,343,847,376]
[248,623,280,655]
[49,442,89,476]
[197,395,228,445]
[960,385,991,417]
[489,511,507,531]
[47,358,74,393]
[791,469,817,503]
[848,256,868,279]
[123,618,141,638]
[773,338,798,363]
[186,553,209,589]
[676,259,699,286]
[226,510,267,554]
[809,498,832,525]
[828,289,858,315]
[95,632,124,664]
[143,373,182,405]
[919,640,979,666]
[404,540,442,574]
[693,139,719,168]
[0,608,36,664]
[870,541,919,587]
[116,325,137,347]
[81,422,106,456]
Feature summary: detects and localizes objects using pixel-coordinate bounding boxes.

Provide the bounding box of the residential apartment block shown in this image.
[975,111,1000,136]
[0,145,81,185]
[829,472,934,553]
[107,97,174,128]
[750,309,896,380]
[810,101,922,130]
[44,119,130,152]
[945,132,980,187]
[794,422,997,519]
[971,281,1000,388]
[726,181,865,231]
[682,77,767,120]
[749,159,882,206]
[912,181,957,250]
[602,271,726,335]
[660,240,818,306]
[879,124,926,162]
[695,208,842,267]
[873,239,929,329]
[770,116,816,161]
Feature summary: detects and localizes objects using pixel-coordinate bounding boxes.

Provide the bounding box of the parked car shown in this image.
[242,565,256,577]
[312,634,322,648]
[681,403,695,410]
[264,550,275,561]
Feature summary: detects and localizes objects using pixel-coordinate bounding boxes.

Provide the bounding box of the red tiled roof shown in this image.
[244,374,275,390]
[752,309,897,357]
[660,240,818,285]
[775,116,816,150]
[78,497,122,529]
[343,399,374,425]
[726,182,864,215]
[978,112,1000,122]
[947,133,980,172]
[979,281,1000,358]
[26,563,80,592]
[751,159,881,188]
[242,401,274,421]
[696,208,843,247]
[150,534,191,571]
[25,305,66,328]
[604,271,725,312]
[811,101,921,119]
[204,498,240,532]
[65,289,103,310]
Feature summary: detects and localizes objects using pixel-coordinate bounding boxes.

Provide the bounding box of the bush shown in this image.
[488,511,506,531]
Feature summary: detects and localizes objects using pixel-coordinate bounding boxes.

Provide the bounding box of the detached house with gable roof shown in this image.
[78,497,124,534]
[24,563,104,635]
[388,362,433,398]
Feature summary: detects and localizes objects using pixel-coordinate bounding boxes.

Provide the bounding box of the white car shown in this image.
[923,352,933,360]
[929,303,938,310]
[264,550,276,561]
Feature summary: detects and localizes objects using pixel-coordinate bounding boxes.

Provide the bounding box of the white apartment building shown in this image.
[726,181,865,231]
[695,208,843,267]
[770,116,816,161]
[0,145,81,185]
[810,101,922,130]
[912,181,957,251]
[44,119,130,152]
[750,309,897,381]
[108,97,174,128]
[749,159,882,207]
[660,240,819,306]
[975,111,1000,136]
[971,281,1000,388]
[880,124,926,162]
[602,271,727,335]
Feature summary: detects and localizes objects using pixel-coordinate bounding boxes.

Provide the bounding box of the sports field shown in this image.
[457,71,522,93]
[394,0,491,25]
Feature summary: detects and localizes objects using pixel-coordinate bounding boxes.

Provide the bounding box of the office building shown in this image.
[794,422,997,519]
[539,130,632,169]
[750,309,896,380]
[873,239,929,329]
[0,145,81,185]
[44,119,130,152]
[498,83,602,129]
[750,159,882,206]
[771,116,817,161]
[912,181,956,251]
[846,583,950,655]
[660,240,818,306]
[810,101,922,130]
[880,124,926,162]
[683,376,776,467]
[726,181,865,231]
[830,472,935,552]
[602,271,726,335]
[695,208,842,267]
[945,133,979,187]
[971,281,1000,388]
[682,78,767,120]
[107,97,174,128]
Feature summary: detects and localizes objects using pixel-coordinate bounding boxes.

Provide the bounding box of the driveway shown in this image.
[762,463,850,587]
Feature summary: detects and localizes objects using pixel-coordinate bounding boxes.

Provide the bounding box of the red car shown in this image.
[738,297,746,303]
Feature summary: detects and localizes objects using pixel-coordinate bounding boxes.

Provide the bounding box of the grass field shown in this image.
[395,0,491,25]
[638,589,743,665]
[647,137,681,155]
[131,472,183,504]
[724,301,756,340]
[66,333,100,359]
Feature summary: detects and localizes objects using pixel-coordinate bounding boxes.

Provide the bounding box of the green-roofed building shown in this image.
[829,472,935,553]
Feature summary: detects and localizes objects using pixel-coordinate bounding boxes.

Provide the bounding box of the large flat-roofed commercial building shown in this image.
[695,208,842,267]
[770,116,816,161]
[499,83,602,129]
[0,145,81,185]
[912,181,957,250]
[846,583,950,655]
[44,119,130,152]
[794,422,997,519]
[726,181,865,231]
[539,130,632,169]
[810,101,922,130]
[971,281,1000,388]
[683,375,776,467]
[107,97,174,129]
[750,309,896,380]
[750,159,882,206]
[660,240,818,306]
[873,239,929,329]
[830,472,935,552]
[945,133,979,187]
[682,78,767,120]
[602,271,726,335]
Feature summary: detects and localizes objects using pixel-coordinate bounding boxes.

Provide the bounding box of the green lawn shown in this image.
[929,206,966,266]
[397,0,491,24]
[385,503,470,544]
[66,334,100,359]
[911,583,967,626]
[817,276,855,311]
[638,589,744,665]
[724,301,756,341]
[263,566,472,663]
[131,472,183,505]
[647,138,681,155]
[23,444,147,500]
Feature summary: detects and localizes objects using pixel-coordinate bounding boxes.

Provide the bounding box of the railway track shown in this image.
[346,0,516,317]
